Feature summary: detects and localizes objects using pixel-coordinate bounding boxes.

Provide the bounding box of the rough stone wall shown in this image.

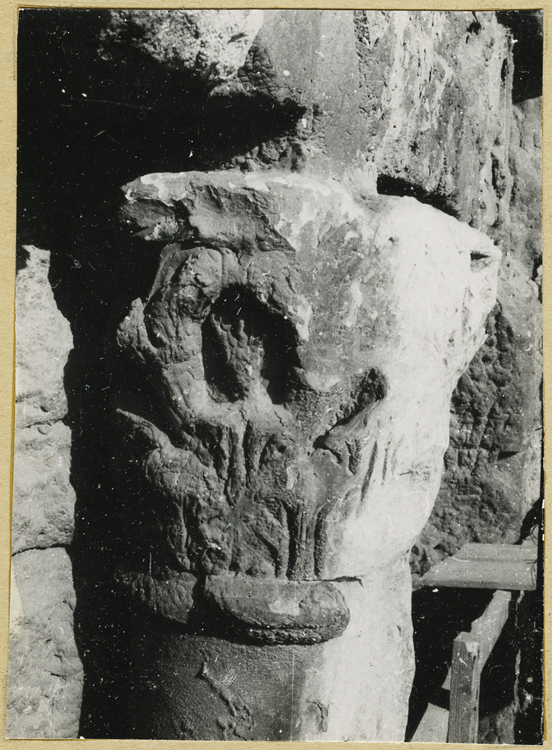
[12,9,541,741]
[352,11,542,591]
[355,10,513,229]
[8,247,82,737]
[408,26,542,576]
[401,12,543,744]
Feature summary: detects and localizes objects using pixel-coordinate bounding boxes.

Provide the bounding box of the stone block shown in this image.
[13,246,75,552]
[355,11,512,229]
[101,10,263,85]
[7,548,83,738]
[15,246,72,428]
[12,420,75,553]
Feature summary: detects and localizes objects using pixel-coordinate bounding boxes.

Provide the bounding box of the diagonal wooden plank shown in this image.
[447,590,512,743]
[448,633,480,743]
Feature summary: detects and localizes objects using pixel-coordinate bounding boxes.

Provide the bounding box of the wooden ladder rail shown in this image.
[447,589,513,743]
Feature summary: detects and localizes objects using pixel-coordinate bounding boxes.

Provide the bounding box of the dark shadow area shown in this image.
[477,595,520,743]
[513,583,544,744]
[376,175,460,219]
[201,285,301,404]
[514,496,544,744]
[18,9,305,250]
[478,498,543,743]
[405,587,493,741]
[496,10,543,104]
[407,495,544,744]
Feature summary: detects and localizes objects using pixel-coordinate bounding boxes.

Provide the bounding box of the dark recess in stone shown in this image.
[202,286,301,404]
[496,11,542,103]
[15,245,31,273]
[466,12,482,35]
[376,175,460,219]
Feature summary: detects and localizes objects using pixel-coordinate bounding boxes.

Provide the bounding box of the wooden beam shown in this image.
[455,540,538,563]
[448,633,480,743]
[421,540,538,590]
[447,590,512,743]
[470,589,513,665]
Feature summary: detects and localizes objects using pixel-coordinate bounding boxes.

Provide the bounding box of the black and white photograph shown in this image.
[8,8,543,743]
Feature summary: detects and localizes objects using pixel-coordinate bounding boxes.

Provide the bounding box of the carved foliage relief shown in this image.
[111,171,500,645]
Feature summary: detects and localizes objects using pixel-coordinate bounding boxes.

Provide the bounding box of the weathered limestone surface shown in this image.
[116,170,500,579]
[112,170,500,739]
[8,247,80,737]
[8,548,83,738]
[12,422,75,554]
[248,11,367,174]
[501,96,543,513]
[229,10,512,226]
[402,19,542,743]
[128,561,413,741]
[473,96,542,744]
[355,11,512,230]
[100,10,264,85]
[506,98,543,274]
[15,246,72,429]
[411,96,542,577]
[12,246,75,553]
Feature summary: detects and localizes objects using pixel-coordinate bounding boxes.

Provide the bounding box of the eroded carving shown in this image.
[111,170,500,651]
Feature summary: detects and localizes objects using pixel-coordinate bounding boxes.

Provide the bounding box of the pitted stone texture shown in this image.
[411,311,533,576]
[101,10,263,85]
[229,11,512,199]
[16,246,72,428]
[118,570,196,625]
[114,170,499,590]
[112,168,501,740]
[355,11,512,230]
[12,246,75,552]
[411,98,542,579]
[12,421,75,553]
[246,11,366,174]
[505,98,542,276]
[7,548,83,738]
[9,248,79,735]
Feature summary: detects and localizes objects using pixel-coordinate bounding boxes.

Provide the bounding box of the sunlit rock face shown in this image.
[110,170,500,740]
[8,248,81,739]
[100,9,264,85]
